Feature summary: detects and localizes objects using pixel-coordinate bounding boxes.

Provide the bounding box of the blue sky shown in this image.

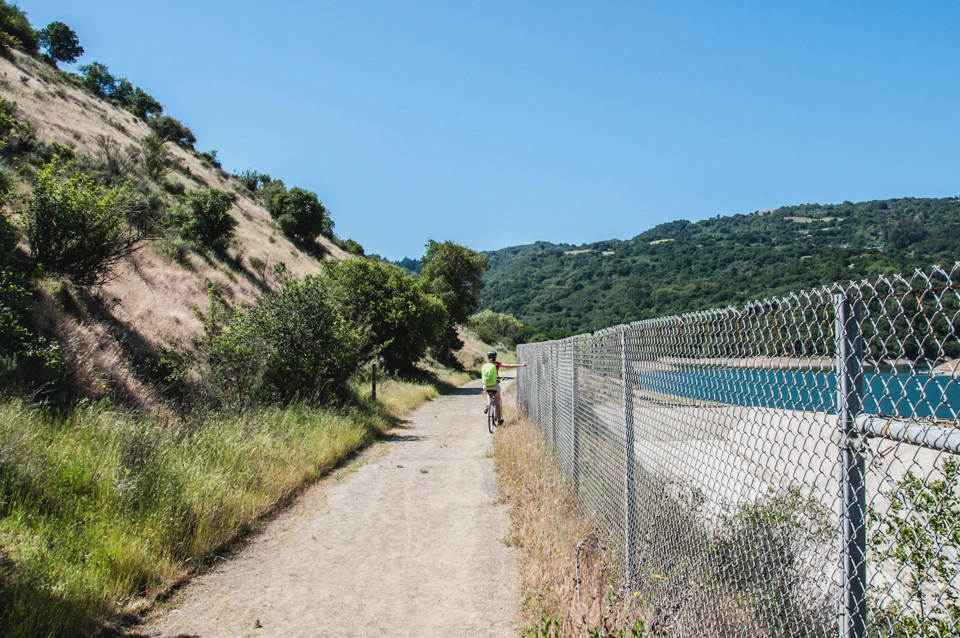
[25,1,960,260]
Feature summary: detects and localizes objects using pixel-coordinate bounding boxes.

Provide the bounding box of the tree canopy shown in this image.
[420,240,488,358]
[480,197,960,341]
[78,62,163,121]
[264,185,332,244]
[326,258,447,372]
[38,21,83,64]
[0,1,37,53]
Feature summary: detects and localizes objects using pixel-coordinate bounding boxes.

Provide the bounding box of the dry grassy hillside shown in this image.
[0,51,350,407]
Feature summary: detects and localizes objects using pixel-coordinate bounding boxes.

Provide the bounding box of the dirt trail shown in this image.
[142,380,518,637]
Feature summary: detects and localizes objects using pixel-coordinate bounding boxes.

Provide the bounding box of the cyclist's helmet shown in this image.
[487,350,497,361]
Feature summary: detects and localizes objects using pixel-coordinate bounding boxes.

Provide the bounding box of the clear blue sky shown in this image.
[26,1,960,260]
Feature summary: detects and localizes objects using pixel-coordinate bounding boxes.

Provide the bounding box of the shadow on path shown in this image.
[447,386,485,396]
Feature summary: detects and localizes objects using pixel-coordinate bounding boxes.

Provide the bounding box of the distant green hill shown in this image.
[479,197,960,340]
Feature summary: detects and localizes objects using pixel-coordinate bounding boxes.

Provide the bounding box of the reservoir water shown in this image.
[638,368,960,420]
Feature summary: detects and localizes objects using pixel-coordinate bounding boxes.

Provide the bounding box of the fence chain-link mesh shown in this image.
[516,264,960,638]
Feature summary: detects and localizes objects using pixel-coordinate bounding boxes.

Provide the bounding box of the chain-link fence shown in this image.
[516,264,960,638]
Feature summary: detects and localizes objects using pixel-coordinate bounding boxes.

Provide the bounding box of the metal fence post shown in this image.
[835,294,867,638]
[550,343,558,450]
[620,327,638,583]
[572,339,580,493]
[517,347,525,416]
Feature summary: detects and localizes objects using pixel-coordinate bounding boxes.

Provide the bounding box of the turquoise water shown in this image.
[637,368,960,420]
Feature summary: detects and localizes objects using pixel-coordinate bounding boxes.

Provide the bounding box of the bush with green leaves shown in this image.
[234,169,265,193]
[26,158,145,287]
[869,457,960,637]
[147,115,196,148]
[37,21,83,65]
[197,149,220,169]
[264,184,333,243]
[715,488,836,636]
[208,306,265,412]
[0,268,63,378]
[140,133,178,180]
[125,87,163,119]
[209,276,365,407]
[343,238,364,256]
[0,1,37,53]
[78,61,115,97]
[168,189,237,251]
[0,96,37,159]
[468,309,523,347]
[326,258,447,373]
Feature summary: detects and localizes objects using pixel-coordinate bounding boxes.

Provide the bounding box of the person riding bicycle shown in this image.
[481,350,527,425]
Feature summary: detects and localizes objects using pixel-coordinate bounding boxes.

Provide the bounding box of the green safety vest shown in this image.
[481,362,498,386]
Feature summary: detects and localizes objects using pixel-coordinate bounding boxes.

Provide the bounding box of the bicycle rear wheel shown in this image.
[488,401,497,433]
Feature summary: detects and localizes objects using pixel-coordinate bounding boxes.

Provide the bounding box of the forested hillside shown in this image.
[480,197,960,338]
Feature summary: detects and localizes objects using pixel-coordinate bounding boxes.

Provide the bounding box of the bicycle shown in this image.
[485,376,506,434]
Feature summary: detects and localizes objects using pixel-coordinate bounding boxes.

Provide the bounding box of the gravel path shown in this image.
[141,380,518,638]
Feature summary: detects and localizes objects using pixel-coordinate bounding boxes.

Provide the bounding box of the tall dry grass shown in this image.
[493,388,645,637]
[0,370,463,638]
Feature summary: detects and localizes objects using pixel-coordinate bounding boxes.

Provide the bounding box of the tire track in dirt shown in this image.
[141,380,518,637]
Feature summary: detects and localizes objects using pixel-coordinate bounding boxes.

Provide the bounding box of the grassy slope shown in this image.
[0,366,472,638]
[0,50,349,406]
[0,49,485,637]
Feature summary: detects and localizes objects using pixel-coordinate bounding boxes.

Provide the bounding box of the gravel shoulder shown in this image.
[140,380,518,637]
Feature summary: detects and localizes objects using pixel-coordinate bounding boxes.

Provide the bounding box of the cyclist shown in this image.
[481,350,527,425]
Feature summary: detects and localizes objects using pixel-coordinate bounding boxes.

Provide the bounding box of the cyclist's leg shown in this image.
[494,391,503,422]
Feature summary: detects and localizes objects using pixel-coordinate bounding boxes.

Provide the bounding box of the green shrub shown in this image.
[0,1,37,54]
[343,238,364,256]
[196,149,220,169]
[715,488,835,636]
[326,258,448,373]
[234,169,264,193]
[0,96,37,159]
[869,457,960,637]
[468,309,523,347]
[147,115,195,148]
[26,159,145,287]
[140,133,178,180]
[208,308,265,412]
[37,21,83,65]
[168,189,236,251]
[78,61,115,97]
[210,276,365,406]
[0,268,63,378]
[91,134,139,184]
[247,255,267,282]
[125,87,162,120]
[123,186,165,235]
[264,185,332,243]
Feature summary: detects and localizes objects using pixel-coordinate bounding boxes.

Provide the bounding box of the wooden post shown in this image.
[372,362,377,400]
